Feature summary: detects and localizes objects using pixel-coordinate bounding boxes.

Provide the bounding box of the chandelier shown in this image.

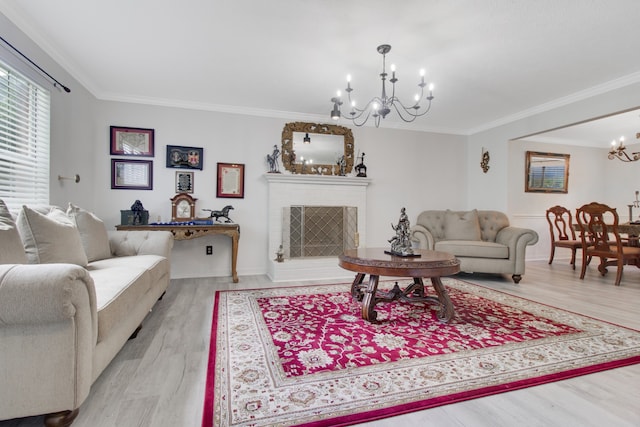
[330,44,434,127]
[608,133,640,162]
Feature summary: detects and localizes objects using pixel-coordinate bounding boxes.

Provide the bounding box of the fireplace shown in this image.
[283,206,357,258]
[265,174,370,281]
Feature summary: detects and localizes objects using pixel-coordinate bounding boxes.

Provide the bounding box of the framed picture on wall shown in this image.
[110,126,154,156]
[217,162,245,198]
[175,171,194,193]
[525,151,570,193]
[111,159,153,190]
[166,145,203,170]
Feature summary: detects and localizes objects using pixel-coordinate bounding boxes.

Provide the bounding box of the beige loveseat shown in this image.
[0,201,173,426]
[409,209,538,283]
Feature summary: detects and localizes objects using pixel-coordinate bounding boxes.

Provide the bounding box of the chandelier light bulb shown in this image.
[419,69,425,76]
[390,64,396,72]
[346,74,351,82]
[428,83,434,91]
[414,94,420,102]
[351,100,356,107]
[372,102,379,111]
[336,90,341,97]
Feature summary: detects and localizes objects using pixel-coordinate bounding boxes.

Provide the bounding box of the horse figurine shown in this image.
[203,205,234,223]
[266,144,281,173]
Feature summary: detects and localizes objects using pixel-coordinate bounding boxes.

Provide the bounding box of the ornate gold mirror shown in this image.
[281,122,354,175]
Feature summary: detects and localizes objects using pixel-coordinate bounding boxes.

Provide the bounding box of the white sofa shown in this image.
[0,201,173,426]
[409,209,538,283]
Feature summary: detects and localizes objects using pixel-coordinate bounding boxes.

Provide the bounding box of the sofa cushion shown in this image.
[88,255,168,342]
[0,199,28,264]
[435,240,509,259]
[444,209,482,241]
[16,206,89,266]
[67,203,112,262]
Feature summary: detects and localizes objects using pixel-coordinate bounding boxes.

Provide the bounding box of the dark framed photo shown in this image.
[110,126,154,156]
[111,159,153,190]
[166,145,203,170]
[175,171,194,193]
[217,162,245,198]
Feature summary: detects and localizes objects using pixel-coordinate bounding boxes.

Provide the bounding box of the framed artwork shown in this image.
[217,162,245,198]
[166,145,203,170]
[175,171,194,193]
[110,126,154,156]
[525,151,570,193]
[111,159,153,190]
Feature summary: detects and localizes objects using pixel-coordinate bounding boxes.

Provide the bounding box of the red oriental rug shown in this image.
[201,279,640,427]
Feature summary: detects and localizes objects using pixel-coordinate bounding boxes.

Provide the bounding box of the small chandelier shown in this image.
[608,133,640,162]
[330,44,434,127]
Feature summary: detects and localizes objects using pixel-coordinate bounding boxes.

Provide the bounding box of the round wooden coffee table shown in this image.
[339,248,460,323]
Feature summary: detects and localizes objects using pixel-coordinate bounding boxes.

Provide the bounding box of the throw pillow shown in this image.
[0,199,28,264]
[67,203,112,262]
[16,205,89,266]
[444,209,482,241]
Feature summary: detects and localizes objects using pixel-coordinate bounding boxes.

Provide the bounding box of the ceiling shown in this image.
[2,0,640,141]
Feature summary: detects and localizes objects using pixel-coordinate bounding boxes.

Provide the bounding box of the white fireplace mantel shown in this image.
[264,173,371,282]
[263,173,371,187]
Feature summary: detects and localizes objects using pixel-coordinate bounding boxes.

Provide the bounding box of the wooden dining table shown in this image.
[572,222,640,246]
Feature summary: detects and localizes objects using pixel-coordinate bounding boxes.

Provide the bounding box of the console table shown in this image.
[115,223,240,283]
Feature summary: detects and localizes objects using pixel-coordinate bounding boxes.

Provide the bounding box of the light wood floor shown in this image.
[2,259,640,427]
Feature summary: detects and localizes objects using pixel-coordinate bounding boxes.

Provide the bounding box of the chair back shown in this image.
[546,205,576,242]
[575,202,623,256]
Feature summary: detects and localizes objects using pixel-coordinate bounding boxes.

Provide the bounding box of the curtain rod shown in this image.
[0,35,70,93]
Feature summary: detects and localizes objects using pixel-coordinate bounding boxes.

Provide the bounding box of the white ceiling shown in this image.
[2,0,640,141]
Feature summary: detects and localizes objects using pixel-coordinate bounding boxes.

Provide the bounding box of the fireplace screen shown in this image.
[283,206,357,258]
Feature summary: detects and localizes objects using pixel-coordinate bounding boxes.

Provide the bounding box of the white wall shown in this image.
[1,12,97,210]
[5,11,640,280]
[507,140,606,261]
[91,101,467,278]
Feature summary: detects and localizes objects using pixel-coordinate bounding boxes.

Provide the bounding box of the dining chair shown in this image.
[546,205,583,269]
[575,202,640,286]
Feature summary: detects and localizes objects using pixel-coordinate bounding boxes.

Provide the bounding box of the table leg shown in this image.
[231,233,239,283]
[361,274,380,322]
[350,273,366,301]
[429,276,455,322]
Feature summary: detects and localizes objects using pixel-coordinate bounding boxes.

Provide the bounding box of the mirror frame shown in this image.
[281,122,354,175]
[525,151,570,193]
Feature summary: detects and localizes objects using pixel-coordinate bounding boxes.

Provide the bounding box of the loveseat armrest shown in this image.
[0,264,97,328]
[410,224,436,250]
[0,264,97,419]
[495,226,539,274]
[108,230,174,259]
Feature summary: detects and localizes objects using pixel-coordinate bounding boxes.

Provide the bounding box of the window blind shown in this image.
[0,60,50,210]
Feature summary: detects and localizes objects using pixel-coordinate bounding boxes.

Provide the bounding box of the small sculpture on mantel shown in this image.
[355,152,367,177]
[386,207,420,257]
[266,144,281,173]
[336,155,346,176]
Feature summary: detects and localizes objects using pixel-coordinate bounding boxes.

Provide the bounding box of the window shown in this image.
[0,60,50,209]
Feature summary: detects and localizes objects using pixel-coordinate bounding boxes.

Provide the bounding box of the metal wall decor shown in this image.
[480,148,490,173]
